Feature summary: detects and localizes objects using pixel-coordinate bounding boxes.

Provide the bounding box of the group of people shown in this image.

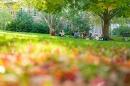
[73,31,88,39]
[73,31,102,40]
[51,29,102,40]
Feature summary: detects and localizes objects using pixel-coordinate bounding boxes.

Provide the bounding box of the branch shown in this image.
[98,9,109,20]
[109,8,122,19]
[41,13,51,29]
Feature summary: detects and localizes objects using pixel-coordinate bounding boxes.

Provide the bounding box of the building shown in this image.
[2,0,41,22]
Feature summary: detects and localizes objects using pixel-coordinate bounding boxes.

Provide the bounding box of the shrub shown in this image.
[112,26,130,36]
[31,23,49,34]
[7,11,33,32]
[7,11,49,34]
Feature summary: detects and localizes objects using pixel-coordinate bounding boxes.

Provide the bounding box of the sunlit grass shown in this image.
[0,31,130,53]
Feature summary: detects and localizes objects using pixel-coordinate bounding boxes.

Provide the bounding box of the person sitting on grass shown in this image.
[88,32,92,40]
[59,30,65,37]
[82,31,87,39]
[94,32,100,40]
[74,31,80,38]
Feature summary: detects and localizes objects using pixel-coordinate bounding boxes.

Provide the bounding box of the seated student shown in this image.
[74,31,80,38]
[88,32,92,40]
[81,32,84,38]
[93,32,99,40]
[59,30,65,37]
[95,35,99,40]
[82,31,87,39]
[72,32,74,36]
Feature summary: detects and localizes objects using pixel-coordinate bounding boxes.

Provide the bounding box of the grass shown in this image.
[0,31,129,60]
[0,31,130,54]
[0,31,130,85]
[0,31,130,45]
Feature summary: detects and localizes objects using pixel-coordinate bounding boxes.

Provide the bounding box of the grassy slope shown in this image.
[0,31,130,56]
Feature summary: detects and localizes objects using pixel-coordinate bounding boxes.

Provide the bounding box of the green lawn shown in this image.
[0,31,130,57]
[0,31,130,47]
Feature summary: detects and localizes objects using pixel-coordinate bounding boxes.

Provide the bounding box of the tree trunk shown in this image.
[102,17,110,40]
[49,26,56,36]
[42,13,56,36]
[100,10,111,40]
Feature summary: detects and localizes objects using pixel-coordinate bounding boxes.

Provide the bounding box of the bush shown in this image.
[7,11,49,34]
[7,11,33,32]
[31,23,49,34]
[112,26,130,36]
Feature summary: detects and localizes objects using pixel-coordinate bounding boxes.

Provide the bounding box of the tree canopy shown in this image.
[24,0,65,13]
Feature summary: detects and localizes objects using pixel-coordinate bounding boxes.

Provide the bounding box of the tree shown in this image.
[0,0,5,8]
[72,12,90,32]
[84,0,130,40]
[40,12,60,35]
[24,0,65,35]
[24,0,64,13]
[0,10,12,30]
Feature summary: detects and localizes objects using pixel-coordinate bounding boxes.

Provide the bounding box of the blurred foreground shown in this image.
[0,32,130,86]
